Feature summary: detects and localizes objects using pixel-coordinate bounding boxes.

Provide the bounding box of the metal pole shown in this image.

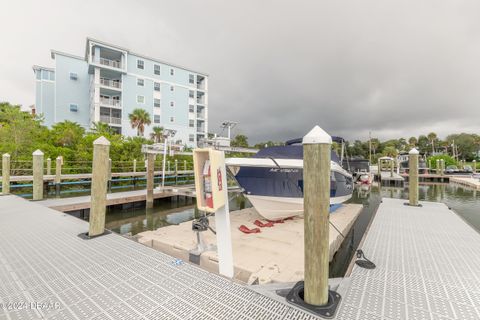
[55,156,62,197]
[303,126,331,306]
[89,136,110,237]
[46,158,51,176]
[32,150,44,200]
[2,153,10,194]
[146,153,155,208]
[408,148,419,206]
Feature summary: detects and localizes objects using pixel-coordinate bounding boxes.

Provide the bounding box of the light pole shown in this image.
[162,129,176,188]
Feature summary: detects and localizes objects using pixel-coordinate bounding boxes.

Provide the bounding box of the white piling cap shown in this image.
[93,136,111,145]
[32,149,44,156]
[409,148,419,155]
[302,126,332,144]
[2,153,10,157]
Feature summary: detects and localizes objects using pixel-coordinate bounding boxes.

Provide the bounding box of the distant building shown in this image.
[33,38,208,147]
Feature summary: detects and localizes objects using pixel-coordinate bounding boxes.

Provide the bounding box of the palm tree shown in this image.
[427,132,437,155]
[91,122,114,135]
[128,109,151,136]
[150,126,164,143]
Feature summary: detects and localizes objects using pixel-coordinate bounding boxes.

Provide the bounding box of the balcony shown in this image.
[196,113,205,119]
[100,78,121,90]
[100,97,121,108]
[99,57,122,69]
[100,115,122,125]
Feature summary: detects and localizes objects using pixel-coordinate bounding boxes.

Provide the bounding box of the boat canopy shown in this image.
[253,145,340,163]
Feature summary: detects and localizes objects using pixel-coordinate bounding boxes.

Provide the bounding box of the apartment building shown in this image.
[33,38,208,147]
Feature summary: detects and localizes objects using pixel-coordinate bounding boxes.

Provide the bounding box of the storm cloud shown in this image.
[1,0,480,143]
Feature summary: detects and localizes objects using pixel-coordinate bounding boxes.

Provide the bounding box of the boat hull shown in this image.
[245,193,353,221]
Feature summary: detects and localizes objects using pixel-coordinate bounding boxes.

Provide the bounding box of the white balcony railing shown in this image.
[99,57,122,69]
[197,113,205,119]
[100,98,121,107]
[100,115,122,125]
[100,78,121,89]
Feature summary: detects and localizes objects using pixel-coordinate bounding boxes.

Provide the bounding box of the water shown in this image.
[103,183,480,278]
[106,192,249,235]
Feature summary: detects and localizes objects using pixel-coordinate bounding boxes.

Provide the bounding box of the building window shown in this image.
[189,90,194,98]
[69,104,78,112]
[170,85,174,92]
[154,115,160,123]
[170,117,175,123]
[189,120,194,127]
[137,59,144,69]
[154,98,161,108]
[35,71,41,80]
[137,95,145,104]
[170,68,174,76]
[189,134,194,142]
[189,74,195,84]
[170,101,174,107]
[137,78,144,86]
[154,82,160,91]
[154,64,160,75]
[42,70,55,81]
[69,72,78,80]
[189,105,194,113]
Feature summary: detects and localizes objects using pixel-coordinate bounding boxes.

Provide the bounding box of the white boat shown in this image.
[226,139,353,220]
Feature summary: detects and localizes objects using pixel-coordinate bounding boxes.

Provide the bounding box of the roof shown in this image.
[51,50,84,61]
[32,65,55,73]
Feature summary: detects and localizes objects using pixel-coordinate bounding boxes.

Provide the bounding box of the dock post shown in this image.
[390,159,394,177]
[473,160,476,173]
[146,153,154,208]
[32,150,44,200]
[167,160,170,173]
[303,126,331,306]
[184,160,187,172]
[107,158,112,193]
[440,159,445,176]
[89,136,110,237]
[46,158,51,176]
[133,159,137,173]
[2,153,10,195]
[175,159,178,185]
[436,159,440,175]
[55,156,62,197]
[408,148,419,206]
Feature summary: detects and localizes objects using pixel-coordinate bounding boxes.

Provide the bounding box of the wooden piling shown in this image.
[440,159,445,176]
[436,159,440,175]
[32,150,44,200]
[184,160,187,172]
[89,136,110,237]
[108,158,112,193]
[302,126,331,306]
[146,153,155,208]
[46,158,51,175]
[2,153,10,194]
[390,159,394,177]
[55,156,62,197]
[133,159,137,173]
[175,159,178,185]
[473,160,477,173]
[408,148,419,206]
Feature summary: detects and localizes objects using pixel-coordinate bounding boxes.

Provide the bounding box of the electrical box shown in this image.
[193,148,227,213]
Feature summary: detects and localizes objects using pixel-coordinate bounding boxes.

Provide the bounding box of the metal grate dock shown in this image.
[0,195,318,320]
[335,198,480,319]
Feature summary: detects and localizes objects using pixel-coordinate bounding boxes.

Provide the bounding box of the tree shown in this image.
[128,109,151,136]
[231,134,248,148]
[370,138,380,156]
[408,136,417,147]
[50,121,85,147]
[427,132,437,155]
[150,126,164,143]
[91,122,115,136]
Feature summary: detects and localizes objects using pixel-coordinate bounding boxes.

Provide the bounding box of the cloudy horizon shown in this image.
[1,0,480,143]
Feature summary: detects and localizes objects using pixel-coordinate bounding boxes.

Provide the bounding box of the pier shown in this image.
[378,171,405,187]
[36,186,196,212]
[335,198,480,319]
[0,195,318,320]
